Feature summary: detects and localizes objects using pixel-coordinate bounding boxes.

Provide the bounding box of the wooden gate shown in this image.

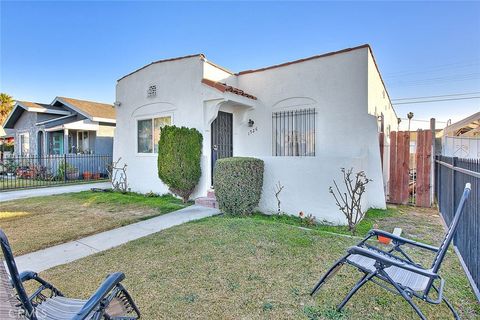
[415,130,433,207]
[388,130,433,207]
[389,131,410,204]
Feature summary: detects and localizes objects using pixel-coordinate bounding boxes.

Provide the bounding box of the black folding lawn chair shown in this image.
[0,229,141,319]
[311,183,472,320]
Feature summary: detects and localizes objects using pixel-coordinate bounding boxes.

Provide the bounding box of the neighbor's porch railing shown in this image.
[0,154,112,191]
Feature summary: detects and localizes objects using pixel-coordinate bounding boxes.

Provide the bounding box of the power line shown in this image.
[387,72,480,85]
[388,77,480,88]
[392,96,480,105]
[399,118,447,123]
[392,92,480,101]
[384,61,480,77]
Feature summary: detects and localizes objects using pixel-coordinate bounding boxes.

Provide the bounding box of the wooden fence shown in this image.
[435,155,480,300]
[388,130,433,206]
[389,131,410,204]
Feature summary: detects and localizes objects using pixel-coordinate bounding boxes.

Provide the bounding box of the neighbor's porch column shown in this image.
[63,129,69,154]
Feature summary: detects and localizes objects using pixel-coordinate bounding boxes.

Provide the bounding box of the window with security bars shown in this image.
[272,108,316,156]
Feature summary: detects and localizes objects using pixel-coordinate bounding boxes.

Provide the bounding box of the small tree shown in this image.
[274,181,284,214]
[158,126,202,202]
[329,168,371,234]
[107,158,129,193]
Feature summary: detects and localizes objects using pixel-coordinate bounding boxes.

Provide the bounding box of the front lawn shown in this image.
[0,191,188,255]
[38,209,479,319]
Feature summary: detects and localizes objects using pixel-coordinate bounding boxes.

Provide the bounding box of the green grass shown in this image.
[0,191,189,255]
[37,210,480,319]
[66,190,190,214]
[247,207,398,237]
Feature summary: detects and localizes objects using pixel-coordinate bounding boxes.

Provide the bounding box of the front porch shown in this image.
[201,79,259,196]
[43,128,96,155]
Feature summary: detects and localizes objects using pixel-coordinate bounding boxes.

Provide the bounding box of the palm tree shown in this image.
[407,112,414,132]
[0,93,14,124]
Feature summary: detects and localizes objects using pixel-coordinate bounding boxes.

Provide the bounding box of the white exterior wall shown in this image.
[115,47,390,223]
[235,47,386,222]
[367,51,398,199]
[115,57,218,197]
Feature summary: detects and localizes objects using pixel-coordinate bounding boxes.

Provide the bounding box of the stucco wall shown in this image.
[234,47,386,215]
[367,50,399,197]
[259,154,371,224]
[114,56,216,197]
[115,47,389,222]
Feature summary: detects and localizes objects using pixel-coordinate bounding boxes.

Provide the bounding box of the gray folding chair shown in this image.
[311,183,472,320]
[0,229,141,319]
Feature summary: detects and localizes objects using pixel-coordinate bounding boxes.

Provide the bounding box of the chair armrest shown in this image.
[18,270,58,289]
[369,229,439,252]
[347,246,439,279]
[18,270,64,300]
[73,272,125,320]
[19,271,38,282]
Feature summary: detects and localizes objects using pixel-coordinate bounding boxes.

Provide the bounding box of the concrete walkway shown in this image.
[14,205,220,273]
[0,182,111,202]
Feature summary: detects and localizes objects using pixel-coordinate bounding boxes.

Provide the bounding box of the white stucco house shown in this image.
[114,44,398,223]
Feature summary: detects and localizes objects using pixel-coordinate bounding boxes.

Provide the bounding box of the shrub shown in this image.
[214,157,264,215]
[158,126,202,202]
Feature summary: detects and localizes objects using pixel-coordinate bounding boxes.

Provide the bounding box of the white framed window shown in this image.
[77,131,90,153]
[20,133,30,156]
[272,108,316,156]
[137,115,172,154]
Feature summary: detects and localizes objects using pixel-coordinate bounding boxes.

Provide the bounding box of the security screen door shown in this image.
[211,111,233,185]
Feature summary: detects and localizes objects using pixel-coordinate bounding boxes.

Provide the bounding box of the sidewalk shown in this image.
[0,181,111,202]
[14,205,220,273]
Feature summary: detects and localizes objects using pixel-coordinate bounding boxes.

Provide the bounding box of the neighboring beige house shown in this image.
[114,44,398,223]
[3,97,116,156]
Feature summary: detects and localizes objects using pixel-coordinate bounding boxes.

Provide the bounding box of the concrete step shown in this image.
[207,189,216,199]
[195,197,218,209]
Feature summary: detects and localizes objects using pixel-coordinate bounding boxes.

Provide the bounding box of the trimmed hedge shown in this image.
[158,126,202,202]
[214,157,264,215]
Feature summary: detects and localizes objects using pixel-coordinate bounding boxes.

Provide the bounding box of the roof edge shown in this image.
[118,53,205,82]
[54,96,115,122]
[236,44,371,75]
[365,46,398,119]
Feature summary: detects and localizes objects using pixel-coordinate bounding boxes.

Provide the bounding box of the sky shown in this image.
[1,1,479,129]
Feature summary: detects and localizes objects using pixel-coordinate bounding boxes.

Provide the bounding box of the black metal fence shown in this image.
[0,154,112,191]
[435,155,480,299]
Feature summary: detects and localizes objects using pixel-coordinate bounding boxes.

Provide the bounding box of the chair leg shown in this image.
[310,256,347,296]
[442,296,460,320]
[337,272,374,311]
[431,285,460,319]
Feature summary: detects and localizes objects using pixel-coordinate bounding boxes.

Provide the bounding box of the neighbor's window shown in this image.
[137,116,172,153]
[20,133,30,156]
[272,108,316,156]
[77,131,90,153]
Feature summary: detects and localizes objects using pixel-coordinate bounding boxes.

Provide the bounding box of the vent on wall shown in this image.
[147,85,157,98]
